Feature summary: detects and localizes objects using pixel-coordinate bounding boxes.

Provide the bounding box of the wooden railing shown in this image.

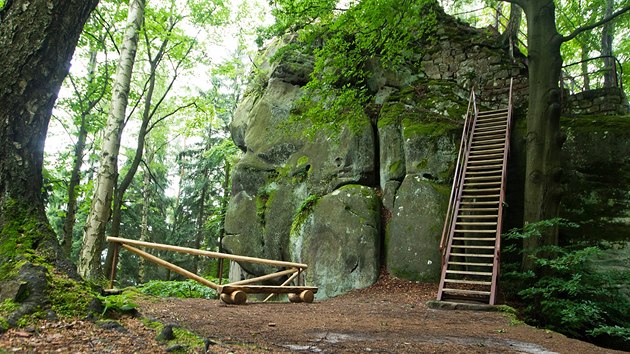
[439,87,477,256]
[107,237,317,304]
[490,77,513,304]
[561,55,624,94]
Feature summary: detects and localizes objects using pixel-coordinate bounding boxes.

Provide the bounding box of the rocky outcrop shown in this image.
[223,7,530,299]
[223,6,629,299]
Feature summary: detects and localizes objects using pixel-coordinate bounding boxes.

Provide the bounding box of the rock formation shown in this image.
[224,7,629,299]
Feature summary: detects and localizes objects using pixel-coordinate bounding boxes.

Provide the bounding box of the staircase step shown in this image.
[441,288,492,296]
[455,221,497,226]
[468,153,504,160]
[467,159,504,165]
[469,147,505,155]
[473,130,505,138]
[450,252,494,258]
[463,183,501,189]
[466,164,503,171]
[478,108,508,115]
[447,261,494,267]
[465,175,502,181]
[459,207,499,212]
[461,191,501,195]
[475,117,507,125]
[477,113,508,120]
[458,201,500,206]
[446,270,493,276]
[475,124,507,132]
[465,170,502,177]
[454,229,497,233]
[476,120,507,128]
[457,215,497,219]
[462,191,501,199]
[451,245,496,249]
[470,143,505,150]
[471,137,506,144]
[452,237,496,241]
[444,279,492,285]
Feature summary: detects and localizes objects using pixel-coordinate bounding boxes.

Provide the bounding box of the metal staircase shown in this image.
[437,79,513,305]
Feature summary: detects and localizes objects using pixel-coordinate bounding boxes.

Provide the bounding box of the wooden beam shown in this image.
[263,271,300,302]
[120,244,219,290]
[108,236,308,269]
[221,285,318,294]
[227,268,297,287]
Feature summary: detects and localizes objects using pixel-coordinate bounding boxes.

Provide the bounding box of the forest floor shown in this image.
[0,275,623,353]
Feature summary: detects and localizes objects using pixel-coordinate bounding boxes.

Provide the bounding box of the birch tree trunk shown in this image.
[78,0,145,280]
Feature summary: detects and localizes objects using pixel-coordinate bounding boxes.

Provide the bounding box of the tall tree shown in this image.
[78,0,145,280]
[503,0,630,268]
[61,27,110,257]
[0,0,98,310]
[102,3,202,278]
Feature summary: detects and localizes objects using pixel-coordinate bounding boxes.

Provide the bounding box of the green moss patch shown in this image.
[142,317,206,352]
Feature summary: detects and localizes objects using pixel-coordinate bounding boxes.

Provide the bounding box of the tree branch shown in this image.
[562,4,630,43]
[146,102,196,134]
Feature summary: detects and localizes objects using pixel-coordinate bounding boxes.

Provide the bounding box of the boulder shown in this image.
[291,185,381,299]
[386,175,447,281]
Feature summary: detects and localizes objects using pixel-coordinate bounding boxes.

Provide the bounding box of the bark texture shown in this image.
[78,0,145,280]
[0,0,97,312]
[0,0,97,213]
[514,0,564,269]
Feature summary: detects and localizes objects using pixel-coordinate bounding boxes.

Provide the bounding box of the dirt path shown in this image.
[137,276,621,353]
[0,276,622,353]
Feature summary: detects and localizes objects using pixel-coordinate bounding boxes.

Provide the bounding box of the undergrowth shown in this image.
[138,279,222,299]
[501,218,629,350]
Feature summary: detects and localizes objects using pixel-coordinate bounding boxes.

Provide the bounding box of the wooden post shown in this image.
[263,271,301,302]
[217,258,224,285]
[108,242,120,290]
[120,244,219,290]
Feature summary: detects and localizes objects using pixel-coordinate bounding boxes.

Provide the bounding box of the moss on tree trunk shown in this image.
[0,0,99,329]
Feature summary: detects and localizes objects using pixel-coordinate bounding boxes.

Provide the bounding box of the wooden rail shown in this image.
[107,237,317,305]
[440,87,477,256]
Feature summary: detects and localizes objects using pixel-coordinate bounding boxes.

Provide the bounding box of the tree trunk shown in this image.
[138,166,151,283]
[102,19,179,277]
[216,158,231,279]
[62,47,99,257]
[78,0,144,280]
[0,0,98,308]
[499,4,523,59]
[519,0,564,269]
[601,0,615,88]
[193,167,209,274]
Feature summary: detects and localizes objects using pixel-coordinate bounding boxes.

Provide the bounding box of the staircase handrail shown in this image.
[439,87,477,255]
[489,77,513,304]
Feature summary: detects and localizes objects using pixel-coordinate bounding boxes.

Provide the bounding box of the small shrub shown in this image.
[501,219,630,349]
[98,293,138,316]
[138,279,218,299]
